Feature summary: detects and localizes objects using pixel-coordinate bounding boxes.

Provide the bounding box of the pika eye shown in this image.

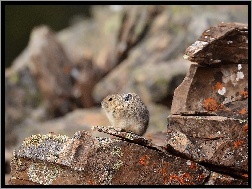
[108,97,113,101]
[123,93,132,101]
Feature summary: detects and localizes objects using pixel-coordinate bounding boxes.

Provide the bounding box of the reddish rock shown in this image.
[166,115,248,178]
[10,131,209,185]
[184,22,248,65]
[171,63,248,119]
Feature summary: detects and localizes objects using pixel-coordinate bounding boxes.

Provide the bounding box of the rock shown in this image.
[184,22,248,65]
[205,172,248,185]
[171,63,248,119]
[5,67,41,148]
[9,131,209,185]
[166,115,248,177]
[27,26,74,117]
[11,108,111,152]
[167,22,248,183]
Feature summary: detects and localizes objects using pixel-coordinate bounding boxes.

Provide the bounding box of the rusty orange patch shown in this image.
[242,173,248,179]
[233,140,245,148]
[189,161,197,170]
[203,98,218,111]
[139,155,150,166]
[240,90,248,99]
[169,174,185,184]
[212,82,223,91]
[87,179,94,185]
[197,173,206,182]
[243,124,248,132]
[239,108,247,115]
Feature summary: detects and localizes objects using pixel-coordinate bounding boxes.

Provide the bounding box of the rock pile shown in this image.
[167,22,248,181]
[9,22,248,185]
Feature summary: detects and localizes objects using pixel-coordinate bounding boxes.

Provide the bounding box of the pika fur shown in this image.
[101,93,149,136]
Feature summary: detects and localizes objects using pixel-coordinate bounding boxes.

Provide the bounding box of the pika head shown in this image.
[101,93,149,136]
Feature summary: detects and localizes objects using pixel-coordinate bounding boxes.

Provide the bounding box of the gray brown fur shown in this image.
[101,93,149,136]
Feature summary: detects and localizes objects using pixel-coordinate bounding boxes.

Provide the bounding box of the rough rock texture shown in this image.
[6,6,249,186]
[167,115,248,176]
[9,131,210,185]
[205,172,248,185]
[184,22,248,65]
[167,22,248,184]
[171,63,248,119]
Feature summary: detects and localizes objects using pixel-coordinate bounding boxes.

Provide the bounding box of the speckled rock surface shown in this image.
[205,172,248,185]
[184,22,248,65]
[9,130,210,185]
[167,22,248,185]
[166,115,248,177]
[171,63,248,119]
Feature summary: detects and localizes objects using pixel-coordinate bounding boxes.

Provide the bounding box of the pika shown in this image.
[101,93,149,136]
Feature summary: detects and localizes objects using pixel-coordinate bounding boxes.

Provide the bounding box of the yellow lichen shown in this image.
[27,162,62,185]
[22,133,69,147]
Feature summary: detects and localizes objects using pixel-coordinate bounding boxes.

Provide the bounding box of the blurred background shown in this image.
[5,5,248,184]
[5,5,91,68]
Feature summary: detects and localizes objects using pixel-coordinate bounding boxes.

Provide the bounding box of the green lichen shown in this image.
[112,160,124,170]
[125,132,135,140]
[9,72,19,85]
[22,133,69,147]
[27,162,62,185]
[111,146,123,158]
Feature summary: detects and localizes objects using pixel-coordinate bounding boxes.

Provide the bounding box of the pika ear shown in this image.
[123,93,132,101]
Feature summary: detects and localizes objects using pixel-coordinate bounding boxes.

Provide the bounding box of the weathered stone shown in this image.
[171,63,248,119]
[10,131,210,185]
[92,125,167,154]
[27,26,74,117]
[166,115,248,178]
[205,172,248,185]
[184,22,248,65]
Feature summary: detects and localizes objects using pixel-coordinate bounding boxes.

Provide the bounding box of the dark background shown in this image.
[5,5,91,68]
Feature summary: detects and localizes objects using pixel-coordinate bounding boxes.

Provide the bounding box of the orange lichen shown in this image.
[203,98,218,111]
[242,173,248,179]
[87,179,94,185]
[243,124,248,132]
[212,82,223,91]
[240,90,248,99]
[139,155,150,166]
[189,161,197,170]
[197,173,206,182]
[233,140,245,148]
[239,108,247,115]
[168,173,193,185]
[169,174,185,184]
[161,167,167,176]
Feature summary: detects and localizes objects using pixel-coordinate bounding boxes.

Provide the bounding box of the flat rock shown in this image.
[184,22,248,65]
[10,130,210,185]
[171,63,248,119]
[166,115,248,178]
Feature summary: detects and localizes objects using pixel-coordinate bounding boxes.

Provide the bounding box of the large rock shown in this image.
[184,22,248,65]
[166,115,248,176]
[171,63,248,119]
[167,22,248,183]
[9,131,210,185]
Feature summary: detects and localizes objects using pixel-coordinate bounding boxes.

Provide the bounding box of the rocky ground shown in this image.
[5,5,248,185]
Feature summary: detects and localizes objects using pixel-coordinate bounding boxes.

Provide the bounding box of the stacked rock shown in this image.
[167,22,248,180]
